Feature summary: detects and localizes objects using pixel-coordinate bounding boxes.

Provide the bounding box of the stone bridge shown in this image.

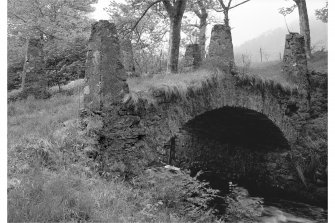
[81,21,326,204]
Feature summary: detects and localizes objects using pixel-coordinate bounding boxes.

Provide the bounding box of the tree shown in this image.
[8,0,96,89]
[279,0,312,58]
[162,0,188,73]
[214,0,251,27]
[105,0,170,74]
[8,0,96,41]
[294,0,311,58]
[116,0,187,74]
[315,1,328,23]
[209,0,250,64]
[186,0,216,59]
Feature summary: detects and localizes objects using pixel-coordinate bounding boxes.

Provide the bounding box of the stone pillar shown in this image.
[120,37,137,77]
[282,33,308,89]
[208,24,234,65]
[21,38,48,98]
[184,44,202,71]
[83,20,129,111]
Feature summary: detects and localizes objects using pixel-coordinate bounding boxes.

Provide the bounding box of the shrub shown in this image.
[133,166,221,222]
[224,187,264,222]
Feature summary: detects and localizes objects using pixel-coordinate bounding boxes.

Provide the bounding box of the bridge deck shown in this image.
[126,67,300,105]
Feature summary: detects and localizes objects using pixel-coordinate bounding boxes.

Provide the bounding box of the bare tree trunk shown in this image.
[294,0,312,58]
[167,17,183,73]
[163,0,187,74]
[199,15,207,60]
[224,9,229,27]
[193,0,208,60]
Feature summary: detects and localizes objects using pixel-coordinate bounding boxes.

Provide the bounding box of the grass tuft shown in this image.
[127,68,221,105]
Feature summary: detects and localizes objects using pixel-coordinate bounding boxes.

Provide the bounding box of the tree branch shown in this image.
[197,0,207,17]
[193,7,202,18]
[162,0,173,15]
[185,23,201,28]
[33,0,45,17]
[10,13,28,23]
[131,0,163,31]
[227,0,233,9]
[212,7,225,12]
[229,0,251,10]
[217,0,227,9]
[175,0,187,18]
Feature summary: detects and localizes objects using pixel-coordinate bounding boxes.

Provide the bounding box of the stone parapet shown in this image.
[83,20,129,111]
[21,38,48,99]
[184,44,202,71]
[120,37,138,77]
[282,33,308,89]
[208,24,234,65]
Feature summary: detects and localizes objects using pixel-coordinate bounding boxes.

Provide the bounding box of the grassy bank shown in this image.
[7,88,225,222]
[8,67,277,222]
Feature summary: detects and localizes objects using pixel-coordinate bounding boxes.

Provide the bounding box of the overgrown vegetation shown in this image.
[7,85,224,222]
[125,61,300,107]
[8,79,270,222]
[224,187,263,222]
[127,68,218,103]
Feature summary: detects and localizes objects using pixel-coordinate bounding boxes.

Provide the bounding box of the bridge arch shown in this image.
[178,106,290,151]
[144,73,301,155]
[168,105,291,194]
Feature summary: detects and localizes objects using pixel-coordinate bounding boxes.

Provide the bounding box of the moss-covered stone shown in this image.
[21,38,49,99]
[83,20,129,111]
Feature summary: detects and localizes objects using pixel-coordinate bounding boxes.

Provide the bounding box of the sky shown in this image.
[90,0,327,46]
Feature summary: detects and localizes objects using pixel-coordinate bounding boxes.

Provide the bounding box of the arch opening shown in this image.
[170,107,291,200]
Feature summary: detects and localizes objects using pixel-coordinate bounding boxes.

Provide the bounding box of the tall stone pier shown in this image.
[184,44,202,71]
[282,33,308,90]
[120,37,137,77]
[208,24,234,65]
[83,20,129,111]
[21,38,48,98]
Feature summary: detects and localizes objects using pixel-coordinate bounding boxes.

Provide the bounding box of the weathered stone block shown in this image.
[184,44,202,71]
[208,24,234,65]
[21,38,48,99]
[282,33,308,89]
[120,37,138,77]
[84,20,129,111]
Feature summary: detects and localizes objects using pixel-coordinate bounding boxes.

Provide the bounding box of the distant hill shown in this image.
[234,18,327,63]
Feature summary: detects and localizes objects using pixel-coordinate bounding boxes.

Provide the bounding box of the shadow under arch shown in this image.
[169,106,291,197]
[182,106,290,151]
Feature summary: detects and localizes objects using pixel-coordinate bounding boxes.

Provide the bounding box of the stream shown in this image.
[218,185,328,223]
[197,173,327,222]
[260,197,328,223]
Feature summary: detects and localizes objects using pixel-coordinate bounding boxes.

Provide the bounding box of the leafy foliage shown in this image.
[8,61,23,91]
[224,187,264,222]
[134,166,220,222]
[105,0,170,75]
[8,0,94,91]
[278,4,297,16]
[8,0,96,40]
[44,37,87,89]
[315,2,328,23]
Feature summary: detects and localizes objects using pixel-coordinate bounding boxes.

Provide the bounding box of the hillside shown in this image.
[235,18,327,63]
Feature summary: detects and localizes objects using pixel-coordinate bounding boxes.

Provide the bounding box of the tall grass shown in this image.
[127,68,217,94]
[126,64,298,107]
[126,68,220,105]
[7,84,223,222]
[8,94,85,172]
